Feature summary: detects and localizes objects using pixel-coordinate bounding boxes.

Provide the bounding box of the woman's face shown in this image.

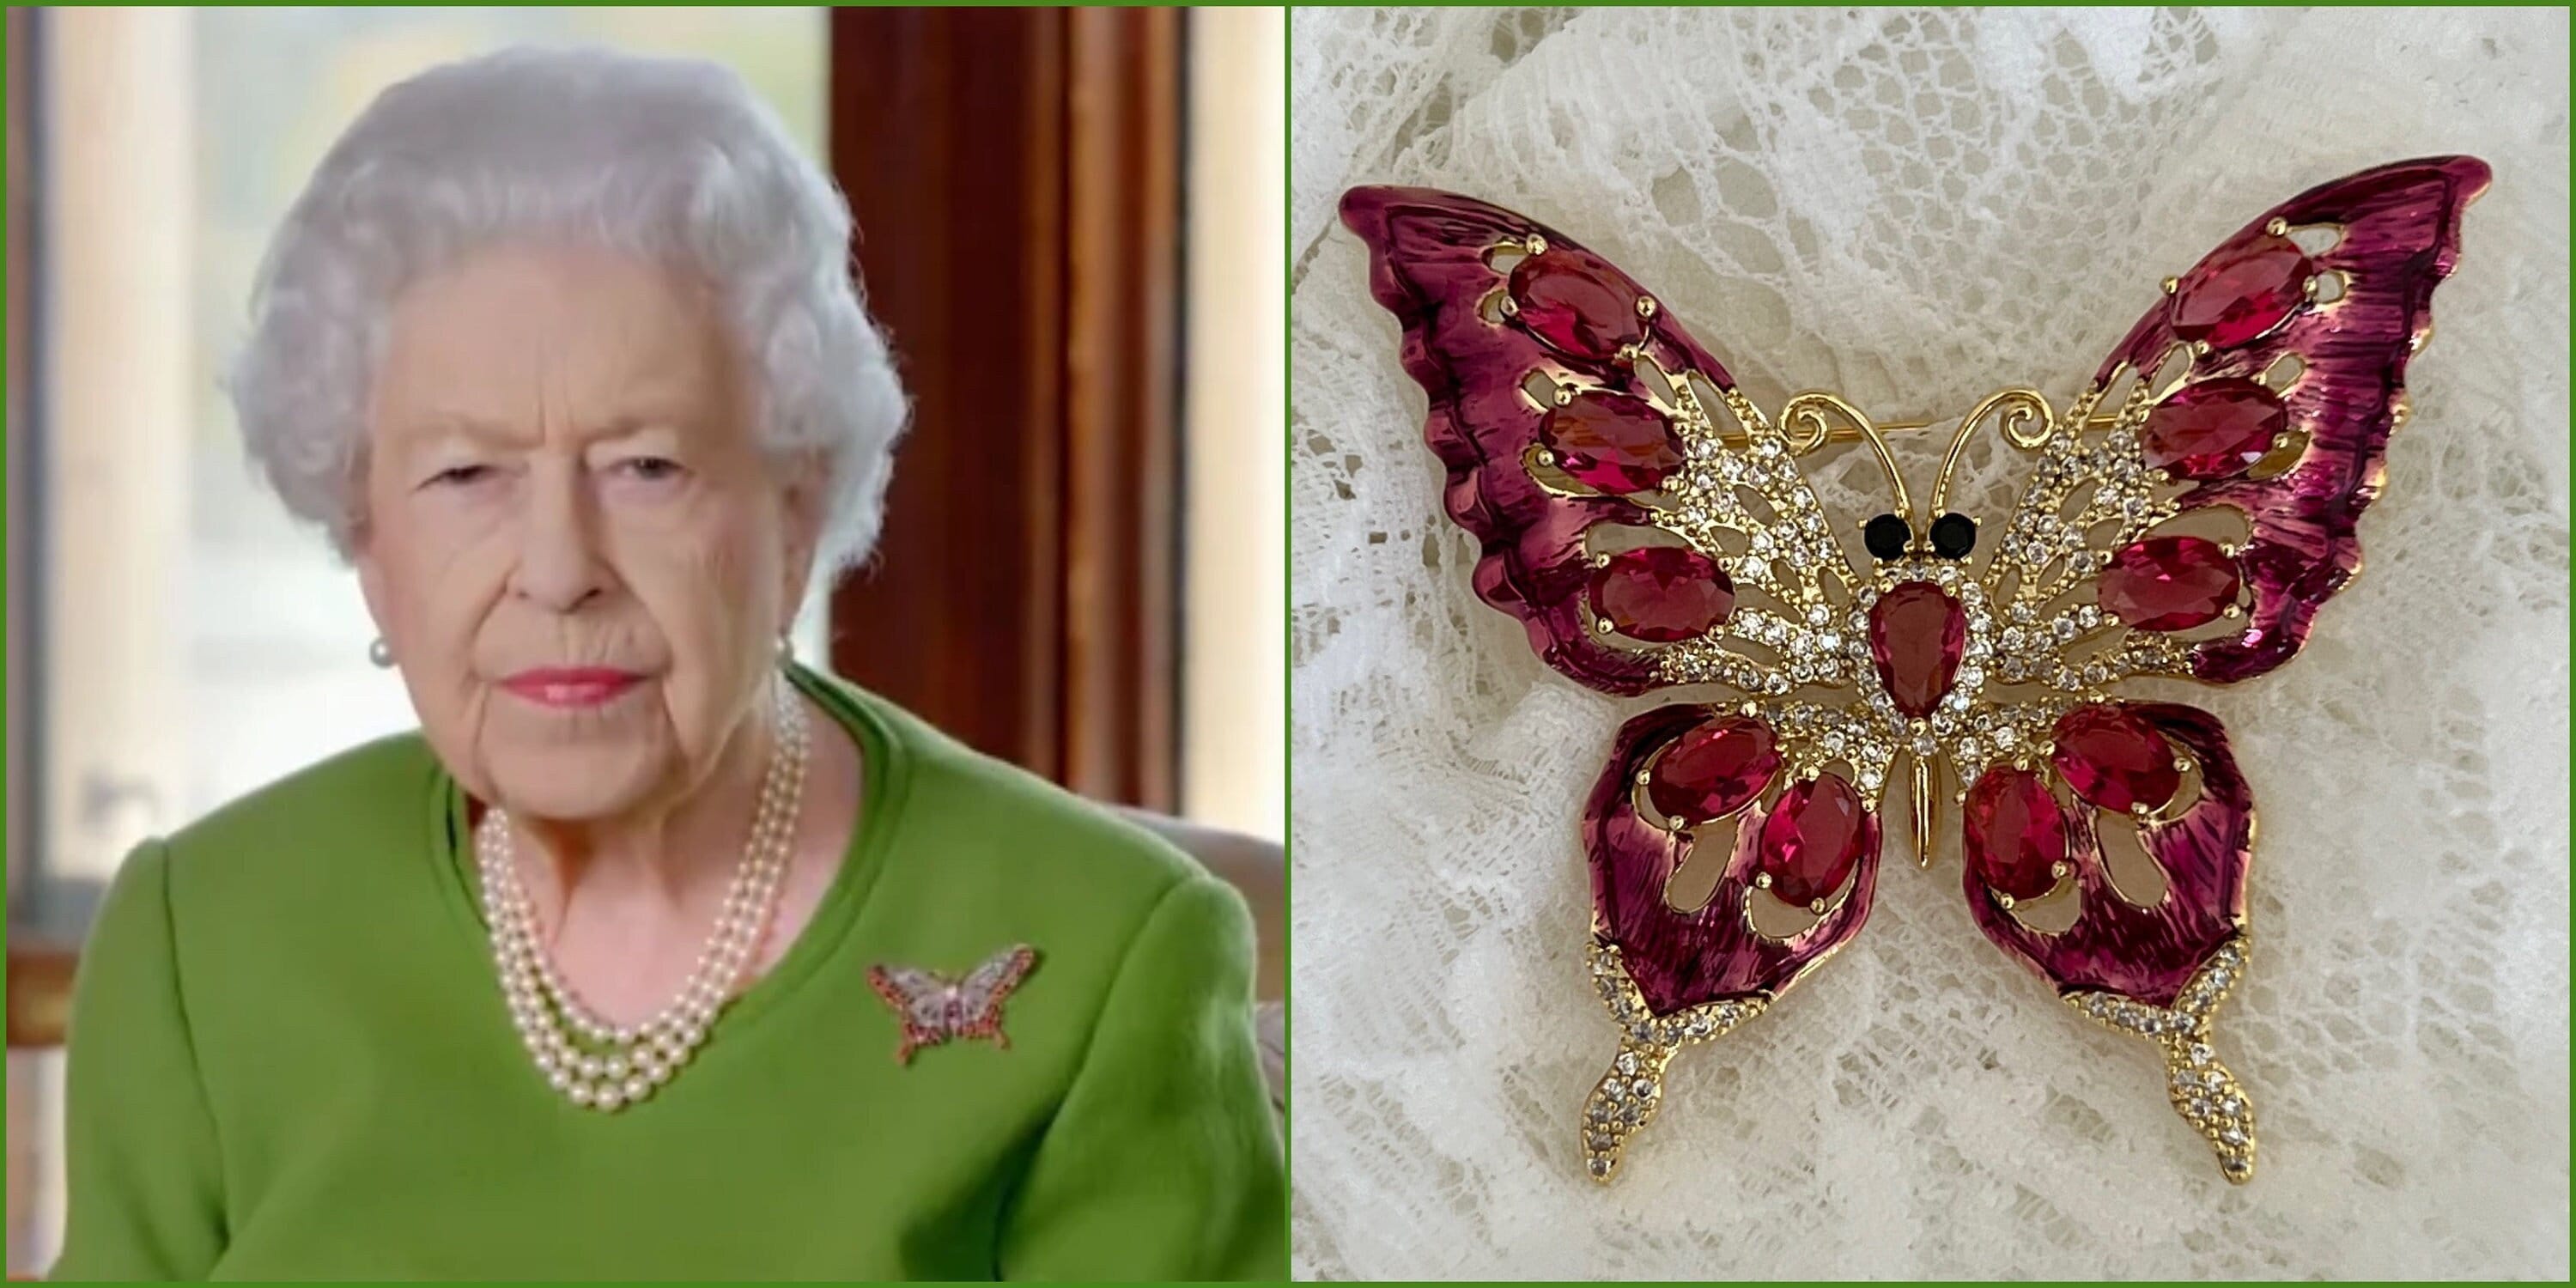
[356,243,815,823]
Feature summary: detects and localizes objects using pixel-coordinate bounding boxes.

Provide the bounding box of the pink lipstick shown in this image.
[500,667,644,709]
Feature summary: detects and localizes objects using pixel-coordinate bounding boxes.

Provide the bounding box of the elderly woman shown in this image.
[52,46,1282,1280]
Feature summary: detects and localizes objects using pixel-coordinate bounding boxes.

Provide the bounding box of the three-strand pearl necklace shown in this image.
[476,675,810,1112]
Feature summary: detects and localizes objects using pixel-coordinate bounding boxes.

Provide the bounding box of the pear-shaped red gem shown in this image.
[1646,715,1781,825]
[1540,392,1683,494]
[2169,233,2312,349]
[1509,248,1646,360]
[1868,581,1966,719]
[2142,380,2290,481]
[2097,536,2240,631]
[1590,545,1733,643]
[2050,704,2180,814]
[1756,774,1868,908]
[1964,764,2069,902]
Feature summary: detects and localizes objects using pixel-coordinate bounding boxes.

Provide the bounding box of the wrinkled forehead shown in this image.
[368,240,751,450]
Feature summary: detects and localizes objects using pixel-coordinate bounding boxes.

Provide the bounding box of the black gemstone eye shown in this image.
[1929,512,1977,559]
[1862,513,1911,561]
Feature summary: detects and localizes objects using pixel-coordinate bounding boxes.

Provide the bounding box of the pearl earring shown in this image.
[368,637,395,668]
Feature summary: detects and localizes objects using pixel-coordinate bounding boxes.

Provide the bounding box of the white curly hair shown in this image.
[228,45,908,594]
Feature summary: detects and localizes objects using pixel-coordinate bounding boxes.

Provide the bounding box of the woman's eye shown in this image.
[615,457,685,483]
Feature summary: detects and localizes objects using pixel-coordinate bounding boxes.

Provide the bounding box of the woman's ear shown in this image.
[353,528,396,647]
[775,465,828,635]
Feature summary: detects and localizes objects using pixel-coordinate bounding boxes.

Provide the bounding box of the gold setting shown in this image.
[2063,936,2257,1183]
[1581,943,1770,1182]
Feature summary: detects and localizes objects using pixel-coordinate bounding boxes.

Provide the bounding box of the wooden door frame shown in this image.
[824,7,1182,811]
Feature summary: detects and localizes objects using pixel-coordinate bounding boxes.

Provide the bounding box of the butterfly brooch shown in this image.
[868,945,1039,1065]
[1340,156,2488,1184]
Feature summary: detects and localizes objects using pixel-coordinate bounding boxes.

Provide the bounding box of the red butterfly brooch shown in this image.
[869,945,1038,1065]
[1340,156,2488,1184]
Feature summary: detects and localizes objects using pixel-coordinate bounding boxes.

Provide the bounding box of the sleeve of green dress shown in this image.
[998,874,1288,1281]
[50,841,228,1281]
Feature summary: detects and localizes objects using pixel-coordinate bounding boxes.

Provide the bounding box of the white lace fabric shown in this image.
[1289,8,2569,1279]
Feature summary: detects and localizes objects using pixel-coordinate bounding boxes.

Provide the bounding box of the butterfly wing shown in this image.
[1953,156,2489,1182]
[1343,186,1893,1181]
[1985,155,2490,695]
[956,944,1037,1028]
[871,964,959,1034]
[1340,186,1867,699]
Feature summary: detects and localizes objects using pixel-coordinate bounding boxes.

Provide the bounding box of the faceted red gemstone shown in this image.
[2169,234,2312,349]
[1590,545,1732,643]
[2097,536,2241,631]
[1540,392,1684,495]
[1510,249,1646,360]
[1867,581,1967,719]
[2142,380,2289,480]
[1647,716,1782,825]
[1755,774,1868,908]
[1964,765,2069,902]
[2050,704,2180,814]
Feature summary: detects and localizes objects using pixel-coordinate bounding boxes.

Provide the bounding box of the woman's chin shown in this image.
[483,744,670,824]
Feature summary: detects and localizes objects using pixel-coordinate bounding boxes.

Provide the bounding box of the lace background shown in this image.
[1288,8,2569,1279]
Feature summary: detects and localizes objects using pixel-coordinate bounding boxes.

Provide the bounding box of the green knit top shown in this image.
[52,666,1285,1279]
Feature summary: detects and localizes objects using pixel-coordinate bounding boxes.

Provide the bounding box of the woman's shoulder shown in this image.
[155,730,445,898]
[820,677,1243,949]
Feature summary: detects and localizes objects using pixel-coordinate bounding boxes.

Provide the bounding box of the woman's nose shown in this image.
[509,461,606,612]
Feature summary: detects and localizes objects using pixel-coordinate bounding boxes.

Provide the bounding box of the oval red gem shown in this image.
[1647,715,1782,825]
[1590,545,1732,643]
[2050,703,2180,815]
[1868,581,1966,719]
[1540,392,1684,495]
[2142,380,2290,481]
[1964,765,2069,902]
[1510,248,1646,360]
[2097,536,2241,631]
[2169,233,2312,349]
[1755,774,1869,908]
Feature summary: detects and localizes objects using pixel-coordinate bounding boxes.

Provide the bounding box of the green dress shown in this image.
[51,666,1285,1279]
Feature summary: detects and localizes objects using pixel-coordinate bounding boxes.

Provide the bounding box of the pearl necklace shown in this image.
[476,675,809,1111]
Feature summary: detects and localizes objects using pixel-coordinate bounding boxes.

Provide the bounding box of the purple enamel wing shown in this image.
[1340,157,2489,1184]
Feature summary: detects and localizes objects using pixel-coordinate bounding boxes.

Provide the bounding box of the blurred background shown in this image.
[4,6,1284,1271]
